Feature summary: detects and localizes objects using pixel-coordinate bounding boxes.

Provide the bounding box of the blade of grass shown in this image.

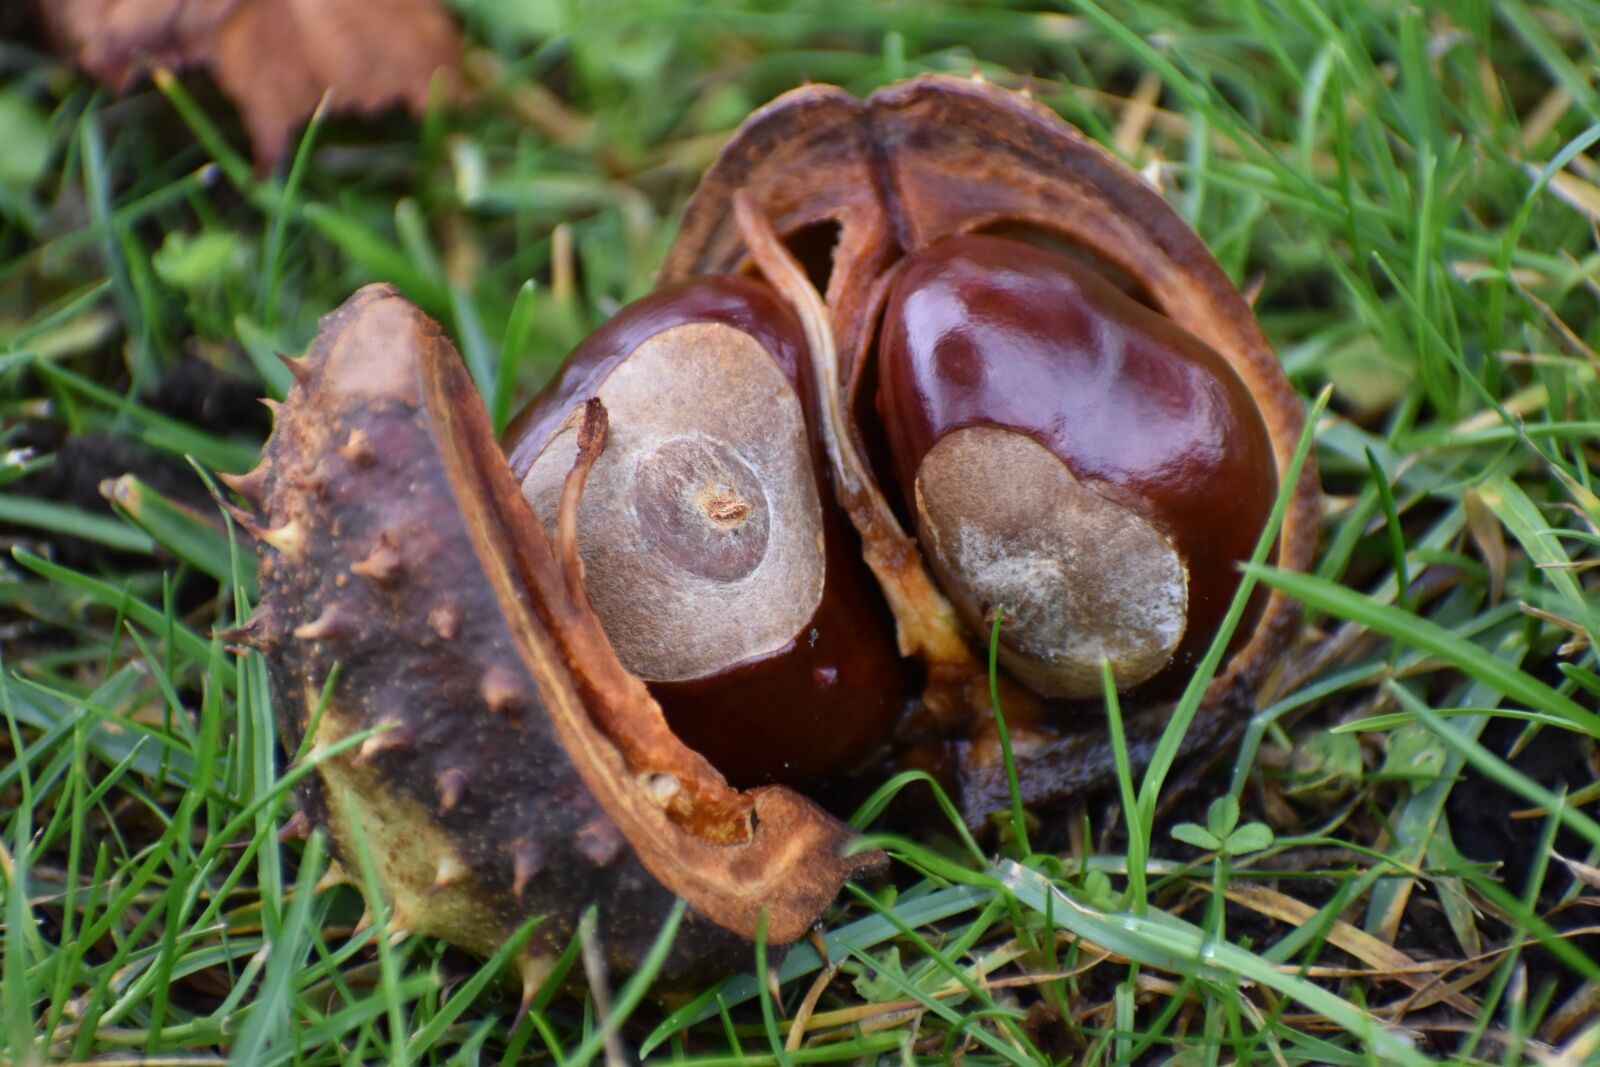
[0,492,153,553]
[104,474,257,596]
[493,279,538,433]
[228,832,328,1063]
[1250,564,1600,737]
[1135,385,1329,832]
[2,679,40,1066]
[1387,681,1600,849]
[1365,446,1410,612]
[12,548,213,666]
[996,860,1435,1066]
[985,606,1030,856]
[1101,658,1147,912]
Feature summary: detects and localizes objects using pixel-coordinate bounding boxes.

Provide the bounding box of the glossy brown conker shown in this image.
[877,233,1278,699]
[504,276,909,787]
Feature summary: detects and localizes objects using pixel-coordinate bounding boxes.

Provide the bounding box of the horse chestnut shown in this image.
[235,73,1319,989]
[876,234,1277,699]
[504,276,907,787]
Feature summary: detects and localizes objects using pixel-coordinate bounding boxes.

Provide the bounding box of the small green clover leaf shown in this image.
[153,230,245,294]
[1171,796,1276,857]
[1081,868,1118,910]
[1377,721,1447,788]
[1222,821,1275,855]
[1287,728,1364,801]
[1207,794,1241,840]
[850,945,907,1001]
[1171,821,1224,850]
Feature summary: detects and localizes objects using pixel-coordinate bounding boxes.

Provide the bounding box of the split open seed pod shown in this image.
[229,284,881,996]
[662,74,1320,824]
[235,74,1321,986]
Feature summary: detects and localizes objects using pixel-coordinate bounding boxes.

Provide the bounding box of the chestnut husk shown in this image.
[230,284,881,999]
[662,73,1320,825]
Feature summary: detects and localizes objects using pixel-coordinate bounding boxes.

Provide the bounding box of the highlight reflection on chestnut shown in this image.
[504,276,908,787]
[877,234,1277,699]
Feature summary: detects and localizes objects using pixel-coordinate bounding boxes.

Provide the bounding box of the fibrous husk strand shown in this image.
[731,191,1002,736]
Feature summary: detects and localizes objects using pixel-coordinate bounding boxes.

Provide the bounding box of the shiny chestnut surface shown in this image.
[506,276,908,788]
[878,234,1277,696]
[506,278,819,473]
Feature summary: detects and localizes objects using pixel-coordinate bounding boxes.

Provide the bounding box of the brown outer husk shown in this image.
[243,284,880,987]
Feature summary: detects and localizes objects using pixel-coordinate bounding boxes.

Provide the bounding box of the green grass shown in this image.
[4,0,1600,1063]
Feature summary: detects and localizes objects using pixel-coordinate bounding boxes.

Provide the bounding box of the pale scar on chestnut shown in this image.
[698,482,753,528]
[232,73,1319,987]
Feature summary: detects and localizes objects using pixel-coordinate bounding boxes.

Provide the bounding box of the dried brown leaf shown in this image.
[1222,882,1480,1015]
[40,0,461,167]
[39,0,218,90]
[1552,850,1600,892]
[1464,488,1508,605]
